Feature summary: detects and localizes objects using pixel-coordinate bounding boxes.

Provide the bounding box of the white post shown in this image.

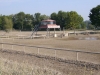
[54,28,57,37]
[76,52,79,61]
[38,48,39,54]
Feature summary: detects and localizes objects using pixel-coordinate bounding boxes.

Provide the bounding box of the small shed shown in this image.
[39,19,60,29]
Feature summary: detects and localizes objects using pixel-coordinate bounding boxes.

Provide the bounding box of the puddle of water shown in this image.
[79,37,98,40]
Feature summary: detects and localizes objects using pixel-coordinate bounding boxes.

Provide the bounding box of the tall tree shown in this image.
[13,12,25,30]
[89,5,100,28]
[13,12,34,30]
[0,15,3,30]
[34,13,41,25]
[80,22,86,29]
[50,12,57,21]
[34,13,49,26]
[24,14,33,30]
[50,11,68,30]
[2,16,13,32]
[40,15,49,20]
[66,11,83,30]
[57,11,68,29]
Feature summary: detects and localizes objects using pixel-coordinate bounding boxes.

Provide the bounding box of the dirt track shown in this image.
[1,31,100,52]
[1,36,100,64]
[0,31,100,74]
[0,49,99,75]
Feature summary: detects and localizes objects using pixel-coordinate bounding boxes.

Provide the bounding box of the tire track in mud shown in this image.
[0,49,100,75]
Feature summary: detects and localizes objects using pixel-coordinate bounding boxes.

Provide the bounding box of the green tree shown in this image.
[57,11,68,29]
[34,13,49,26]
[89,5,100,29]
[66,11,83,30]
[80,22,86,29]
[40,15,49,20]
[24,14,33,30]
[50,12,58,22]
[13,12,25,30]
[0,15,3,30]
[50,11,68,30]
[50,13,57,19]
[84,20,94,29]
[2,16,13,32]
[34,13,41,25]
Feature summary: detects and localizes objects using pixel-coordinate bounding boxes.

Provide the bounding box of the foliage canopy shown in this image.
[0,10,86,31]
[89,5,100,28]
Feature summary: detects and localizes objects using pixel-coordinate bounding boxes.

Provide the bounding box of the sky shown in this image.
[0,0,100,20]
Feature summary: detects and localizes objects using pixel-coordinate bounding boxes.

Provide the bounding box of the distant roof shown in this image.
[42,19,55,22]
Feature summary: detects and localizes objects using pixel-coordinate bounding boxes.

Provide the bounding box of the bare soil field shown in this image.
[0,31,100,75]
[0,49,99,75]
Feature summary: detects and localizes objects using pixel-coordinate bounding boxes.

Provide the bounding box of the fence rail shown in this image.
[0,42,100,54]
[0,42,100,64]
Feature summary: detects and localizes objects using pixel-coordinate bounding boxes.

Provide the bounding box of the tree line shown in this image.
[1,4,100,32]
[89,5,100,29]
[0,15,13,31]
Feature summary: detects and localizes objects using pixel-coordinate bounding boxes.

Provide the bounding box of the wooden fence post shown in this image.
[76,52,79,61]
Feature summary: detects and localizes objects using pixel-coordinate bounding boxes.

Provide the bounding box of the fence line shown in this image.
[0,42,100,62]
[0,42,100,54]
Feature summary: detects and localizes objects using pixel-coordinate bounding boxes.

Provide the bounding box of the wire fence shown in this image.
[0,42,100,64]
